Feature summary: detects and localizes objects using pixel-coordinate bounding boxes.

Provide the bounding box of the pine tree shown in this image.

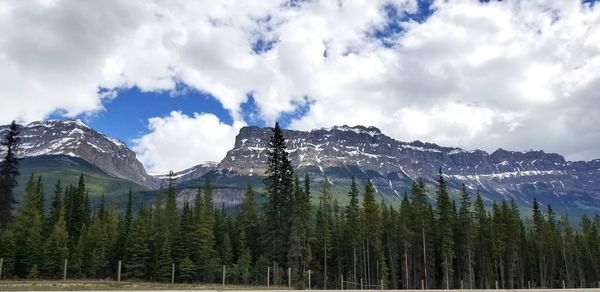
[436,169,455,289]
[165,173,178,244]
[456,184,474,288]
[149,186,166,279]
[0,121,21,228]
[360,179,381,287]
[559,214,575,287]
[44,212,69,279]
[0,229,16,279]
[179,257,195,283]
[27,264,39,279]
[103,199,120,279]
[35,175,45,223]
[83,191,91,227]
[117,187,134,264]
[410,180,434,289]
[157,239,173,282]
[223,231,233,266]
[193,179,217,281]
[398,194,413,288]
[263,122,294,266]
[287,176,311,284]
[315,181,333,289]
[66,175,86,249]
[473,192,492,288]
[237,185,260,261]
[13,174,44,277]
[98,193,106,221]
[237,229,252,284]
[25,214,43,278]
[175,200,194,264]
[346,176,360,283]
[532,197,548,287]
[125,209,151,280]
[70,231,85,278]
[47,180,63,234]
[253,255,269,285]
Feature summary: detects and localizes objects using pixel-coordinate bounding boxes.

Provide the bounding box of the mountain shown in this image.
[16,154,148,200]
[2,120,599,217]
[0,120,159,189]
[179,125,600,216]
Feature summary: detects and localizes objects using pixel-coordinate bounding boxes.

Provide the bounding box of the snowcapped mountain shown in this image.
[0,120,159,188]
[211,125,600,214]
[152,162,218,184]
[3,120,600,215]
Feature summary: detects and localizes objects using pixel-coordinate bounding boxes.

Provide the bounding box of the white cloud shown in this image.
[2,0,600,170]
[133,111,243,173]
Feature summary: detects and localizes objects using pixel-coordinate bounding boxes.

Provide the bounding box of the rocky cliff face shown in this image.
[0,120,159,188]
[217,125,600,211]
[3,120,599,214]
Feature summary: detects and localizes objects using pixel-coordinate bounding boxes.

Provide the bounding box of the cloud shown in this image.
[133,111,243,173]
[2,0,600,170]
[287,0,600,160]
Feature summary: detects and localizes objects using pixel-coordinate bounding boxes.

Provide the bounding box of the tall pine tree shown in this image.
[263,122,294,266]
[0,121,20,228]
[436,169,454,289]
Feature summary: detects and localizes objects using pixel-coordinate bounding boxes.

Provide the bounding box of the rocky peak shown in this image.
[0,120,158,188]
[215,124,600,210]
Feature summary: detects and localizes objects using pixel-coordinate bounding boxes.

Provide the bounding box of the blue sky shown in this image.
[81,87,233,145]
[2,0,600,172]
[80,0,439,147]
[58,0,427,149]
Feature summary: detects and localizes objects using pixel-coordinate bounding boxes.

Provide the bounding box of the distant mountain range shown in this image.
[2,120,600,216]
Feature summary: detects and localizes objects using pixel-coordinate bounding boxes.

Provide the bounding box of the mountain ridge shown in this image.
[0,119,159,189]
[211,124,600,213]
[2,120,600,216]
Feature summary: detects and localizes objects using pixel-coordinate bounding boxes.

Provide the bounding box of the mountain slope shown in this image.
[0,120,159,189]
[179,125,600,216]
[16,155,147,201]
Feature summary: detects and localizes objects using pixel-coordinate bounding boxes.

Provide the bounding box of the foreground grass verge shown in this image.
[0,280,288,291]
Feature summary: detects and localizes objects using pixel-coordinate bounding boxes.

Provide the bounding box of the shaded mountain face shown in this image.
[0,120,159,189]
[212,125,600,215]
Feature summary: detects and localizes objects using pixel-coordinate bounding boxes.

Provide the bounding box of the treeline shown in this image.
[1,122,600,289]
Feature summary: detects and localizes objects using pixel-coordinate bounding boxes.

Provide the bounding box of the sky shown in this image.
[1,0,600,173]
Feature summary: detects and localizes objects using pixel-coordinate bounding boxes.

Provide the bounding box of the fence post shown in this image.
[117,260,121,282]
[0,257,3,280]
[341,274,344,290]
[222,265,226,286]
[381,279,384,291]
[361,278,363,290]
[308,269,311,290]
[63,259,67,281]
[562,280,566,289]
[421,279,425,290]
[495,280,498,289]
[528,280,531,289]
[288,267,291,288]
[461,280,464,290]
[267,266,270,287]
[171,263,175,284]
